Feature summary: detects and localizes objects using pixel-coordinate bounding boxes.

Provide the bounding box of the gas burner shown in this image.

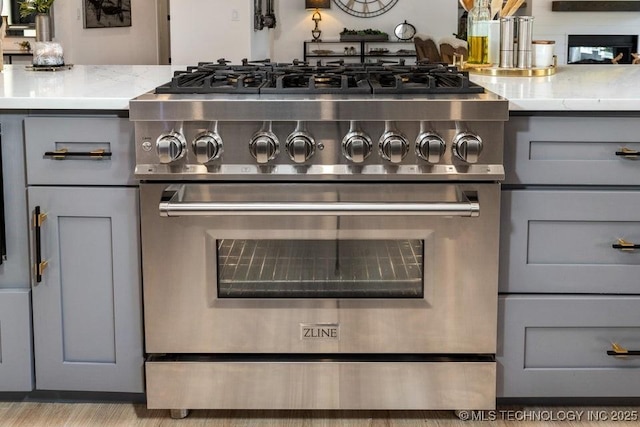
[155,68,268,94]
[155,59,485,95]
[370,67,483,94]
[261,71,371,94]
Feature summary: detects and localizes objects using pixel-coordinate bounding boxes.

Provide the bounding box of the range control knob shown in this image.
[192,131,223,163]
[285,132,316,163]
[415,132,446,164]
[379,131,409,163]
[453,132,483,164]
[156,131,186,164]
[249,131,280,164]
[342,131,373,164]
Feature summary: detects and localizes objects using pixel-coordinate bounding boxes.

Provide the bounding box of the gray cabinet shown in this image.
[25,116,144,393]
[23,117,136,186]
[0,114,33,391]
[0,114,30,288]
[0,289,33,391]
[500,189,640,294]
[505,116,640,186]
[499,114,640,398]
[499,296,640,397]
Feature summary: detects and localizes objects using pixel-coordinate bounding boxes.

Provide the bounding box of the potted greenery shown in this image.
[19,0,55,42]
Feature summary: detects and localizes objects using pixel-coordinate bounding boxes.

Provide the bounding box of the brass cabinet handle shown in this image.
[607,342,640,357]
[612,238,640,251]
[615,147,639,159]
[33,206,48,284]
[43,148,112,160]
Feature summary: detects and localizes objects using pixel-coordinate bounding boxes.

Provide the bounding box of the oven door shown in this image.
[140,182,499,355]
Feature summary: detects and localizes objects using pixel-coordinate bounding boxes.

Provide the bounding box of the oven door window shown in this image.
[217,239,424,299]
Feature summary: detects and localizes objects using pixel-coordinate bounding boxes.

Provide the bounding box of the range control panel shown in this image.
[135,120,505,181]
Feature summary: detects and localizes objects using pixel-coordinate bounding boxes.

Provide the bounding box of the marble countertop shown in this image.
[469,65,640,111]
[0,64,176,110]
[0,64,638,111]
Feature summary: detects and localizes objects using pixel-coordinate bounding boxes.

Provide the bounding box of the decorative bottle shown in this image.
[467,0,491,64]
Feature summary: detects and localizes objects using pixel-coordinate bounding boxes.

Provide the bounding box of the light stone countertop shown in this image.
[469,65,640,111]
[0,64,176,110]
[0,64,639,112]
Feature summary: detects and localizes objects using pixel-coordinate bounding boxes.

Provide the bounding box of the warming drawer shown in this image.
[147,358,496,410]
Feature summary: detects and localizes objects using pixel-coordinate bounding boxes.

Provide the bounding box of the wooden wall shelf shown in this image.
[552,1,640,11]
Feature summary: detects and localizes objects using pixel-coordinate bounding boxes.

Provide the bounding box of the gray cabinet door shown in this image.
[500,189,640,294]
[0,289,33,391]
[0,114,30,288]
[505,116,640,186]
[499,295,640,398]
[28,186,143,392]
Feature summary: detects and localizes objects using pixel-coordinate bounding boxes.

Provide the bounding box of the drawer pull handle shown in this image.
[43,149,112,160]
[615,147,639,159]
[32,206,48,284]
[612,238,640,251]
[607,342,640,357]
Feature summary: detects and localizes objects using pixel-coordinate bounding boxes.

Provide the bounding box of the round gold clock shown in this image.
[333,0,399,18]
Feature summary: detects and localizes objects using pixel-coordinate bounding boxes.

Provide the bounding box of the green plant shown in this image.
[340,28,388,37]
[18,0,55,18]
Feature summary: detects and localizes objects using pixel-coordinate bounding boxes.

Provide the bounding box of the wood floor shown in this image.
[1,403,640,427]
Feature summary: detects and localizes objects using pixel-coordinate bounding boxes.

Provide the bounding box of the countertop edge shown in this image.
[0,64,639,112]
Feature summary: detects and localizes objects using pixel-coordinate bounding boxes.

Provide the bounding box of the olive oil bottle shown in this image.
[467,0,490,64]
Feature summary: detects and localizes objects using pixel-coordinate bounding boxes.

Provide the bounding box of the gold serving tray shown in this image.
[466,64,556,77]
[463,56,557,77]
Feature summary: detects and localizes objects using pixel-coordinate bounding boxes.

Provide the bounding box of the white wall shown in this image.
[53,0,159,65]
[170,0,270,65]
[169,0,457,64]
[531,0,640,64]
[270,1,457,62]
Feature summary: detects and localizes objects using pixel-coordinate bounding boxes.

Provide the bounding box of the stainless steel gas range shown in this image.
[130,60,508,417]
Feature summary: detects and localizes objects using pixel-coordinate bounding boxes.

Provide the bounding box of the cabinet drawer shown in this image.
[505,116,640,185]
[498,296,640,398]
[24,117,135,185]
[0,289,33,391]
[500,189,640,294]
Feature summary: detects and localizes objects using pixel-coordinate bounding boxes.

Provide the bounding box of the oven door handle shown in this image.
[159,189,480,217]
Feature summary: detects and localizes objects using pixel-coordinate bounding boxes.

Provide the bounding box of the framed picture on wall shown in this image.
[83,0,132,28]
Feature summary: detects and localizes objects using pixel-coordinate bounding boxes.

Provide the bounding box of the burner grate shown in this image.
[154,59,485,95]
[156,69,268,94]
[260,72,372,94]
[370,68,484,94]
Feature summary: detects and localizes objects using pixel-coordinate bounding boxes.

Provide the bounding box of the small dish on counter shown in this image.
[25,64,74,72]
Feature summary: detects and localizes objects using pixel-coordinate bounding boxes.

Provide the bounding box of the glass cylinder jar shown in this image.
[467,0,491,64]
